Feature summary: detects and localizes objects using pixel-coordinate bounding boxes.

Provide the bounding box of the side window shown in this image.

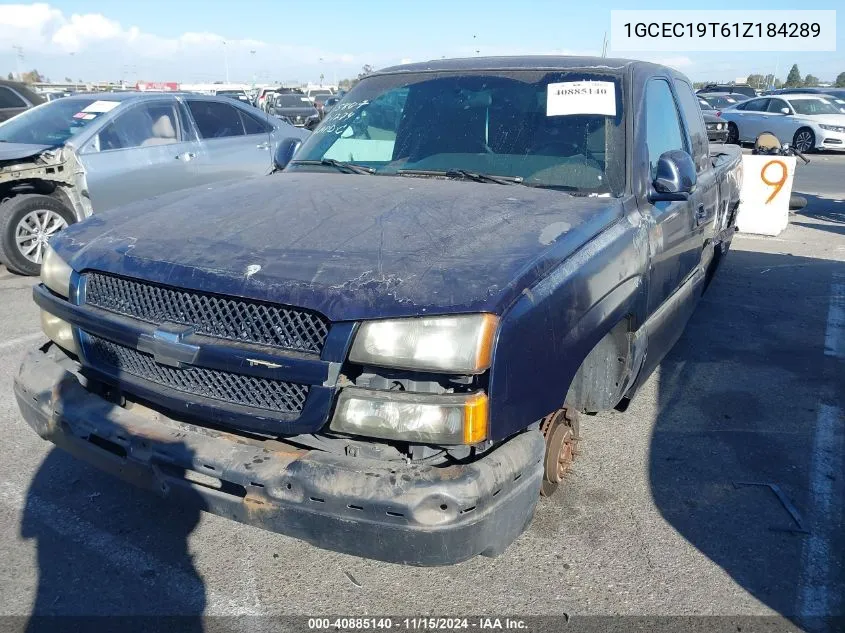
[187,100,245,139]
[766,99,789,113]
[97,102,182,151]
[744,98,770,112]
[673,80,708,171]
[645,79,686,179]
[0,86,27,108]
[240,110,271,135]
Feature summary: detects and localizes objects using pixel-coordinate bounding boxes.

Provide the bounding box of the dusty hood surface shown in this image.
[0,142,54,164]
[54,172,623,321]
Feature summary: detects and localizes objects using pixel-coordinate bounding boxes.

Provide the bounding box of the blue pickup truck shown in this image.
[15,57,742,565]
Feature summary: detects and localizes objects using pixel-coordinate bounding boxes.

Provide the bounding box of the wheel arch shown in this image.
[487,215,650,440]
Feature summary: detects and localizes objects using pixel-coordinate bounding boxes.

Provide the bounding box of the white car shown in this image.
[720,94,845,152]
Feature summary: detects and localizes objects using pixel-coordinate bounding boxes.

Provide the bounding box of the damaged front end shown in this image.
[15,342,544,565]
[20,249,545,564]
[0,145,89,219]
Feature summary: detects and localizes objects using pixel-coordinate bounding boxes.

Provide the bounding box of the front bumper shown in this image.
[707,128,728,143]
[14,344,544,566]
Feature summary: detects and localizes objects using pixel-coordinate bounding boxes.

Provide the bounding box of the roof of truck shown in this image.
[374,56,640,75]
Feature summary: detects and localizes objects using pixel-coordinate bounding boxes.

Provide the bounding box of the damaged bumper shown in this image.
[14,344,544,565]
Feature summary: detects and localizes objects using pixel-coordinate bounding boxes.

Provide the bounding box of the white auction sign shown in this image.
[735,154,797,237]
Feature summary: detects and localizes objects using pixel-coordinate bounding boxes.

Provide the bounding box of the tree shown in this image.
[784,64,802,87]
[6,72,12,80]
[746,73,765,89]
[64,76,72,83]
[836,72,845,88]
[803,74,819,87]
[20,69,45,84]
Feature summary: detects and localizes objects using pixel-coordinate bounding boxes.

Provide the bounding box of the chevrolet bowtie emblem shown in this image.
[137,324,200,368]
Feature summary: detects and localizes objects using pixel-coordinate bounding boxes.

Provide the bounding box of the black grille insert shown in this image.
[84,272,329,354]
[88,336,309,414]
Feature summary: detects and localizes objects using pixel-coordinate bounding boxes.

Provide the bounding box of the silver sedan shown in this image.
[0,92,309,275]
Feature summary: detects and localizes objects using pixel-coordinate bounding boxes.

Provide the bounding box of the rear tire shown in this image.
[726,122,739,145]
[792,128,815,154]
[789,195,808,211]
[0,194,75,276]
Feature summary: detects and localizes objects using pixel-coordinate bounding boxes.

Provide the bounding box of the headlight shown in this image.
[349,314,498,373]
[40,310,79,356]
[820,124,845,133]
[718,123,725,130]
[41,243,72,298]
[330,387,488,444]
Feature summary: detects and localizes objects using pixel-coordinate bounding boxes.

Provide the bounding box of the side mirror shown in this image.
[780,107,791,115]
[273,137,302,171]
[649,150,697,202]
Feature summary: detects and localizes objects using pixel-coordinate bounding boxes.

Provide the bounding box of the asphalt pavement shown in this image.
[0,152,842,629]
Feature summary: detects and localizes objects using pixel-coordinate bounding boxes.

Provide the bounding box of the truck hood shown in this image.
[0,142,55,164]
[54,172,623,321]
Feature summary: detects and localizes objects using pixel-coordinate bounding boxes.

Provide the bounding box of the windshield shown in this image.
[277,94,313,107]
[0,97,119,145]
[788,98,842,115]
[291,70,625,194]
[698,99,715,111]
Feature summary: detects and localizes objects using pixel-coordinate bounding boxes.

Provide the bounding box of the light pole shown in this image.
[250,49,256,87]
[12,45,23,81]
[222,40,230,83]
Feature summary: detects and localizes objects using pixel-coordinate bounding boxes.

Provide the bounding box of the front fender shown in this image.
[487,209,648,440]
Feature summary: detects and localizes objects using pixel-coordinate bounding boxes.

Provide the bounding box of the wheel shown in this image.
[792,128,815,154]
[0,194,75,276]
[789,195,807,211]
[539,407,580,498]
[726,122,739,145]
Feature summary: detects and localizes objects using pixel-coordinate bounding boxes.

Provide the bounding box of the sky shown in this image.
[0,0,842,85]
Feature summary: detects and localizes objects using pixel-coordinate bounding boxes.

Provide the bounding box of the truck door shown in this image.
[641,78,702,317]
[673,79,719,273]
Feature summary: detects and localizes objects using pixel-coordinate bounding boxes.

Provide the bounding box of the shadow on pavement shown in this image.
[21,443,207,632]
[791,192,845,236]
[649,247,845,629]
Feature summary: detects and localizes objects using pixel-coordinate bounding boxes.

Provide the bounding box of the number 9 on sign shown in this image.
[761,160,788,204]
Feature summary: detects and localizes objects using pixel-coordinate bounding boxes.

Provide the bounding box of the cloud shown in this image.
[0,2,361,75]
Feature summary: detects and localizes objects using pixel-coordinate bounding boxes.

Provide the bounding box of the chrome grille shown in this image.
[87,336,309,414]
[84,272,329,354]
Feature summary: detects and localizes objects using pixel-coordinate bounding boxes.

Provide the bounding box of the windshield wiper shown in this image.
[397,168,523,185]
[290,158,375,174]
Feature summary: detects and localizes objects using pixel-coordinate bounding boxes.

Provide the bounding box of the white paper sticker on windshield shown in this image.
[82,100,120,113]
[546,81,616,117]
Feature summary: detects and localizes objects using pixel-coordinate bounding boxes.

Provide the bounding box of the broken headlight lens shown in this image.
[330,387,488,444]
[41,243,72,298]
[349,314,498,373]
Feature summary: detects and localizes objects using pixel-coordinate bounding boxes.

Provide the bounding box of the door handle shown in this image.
[696,205,708,226]
[256,142,271,150]
[175,152,196,162]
